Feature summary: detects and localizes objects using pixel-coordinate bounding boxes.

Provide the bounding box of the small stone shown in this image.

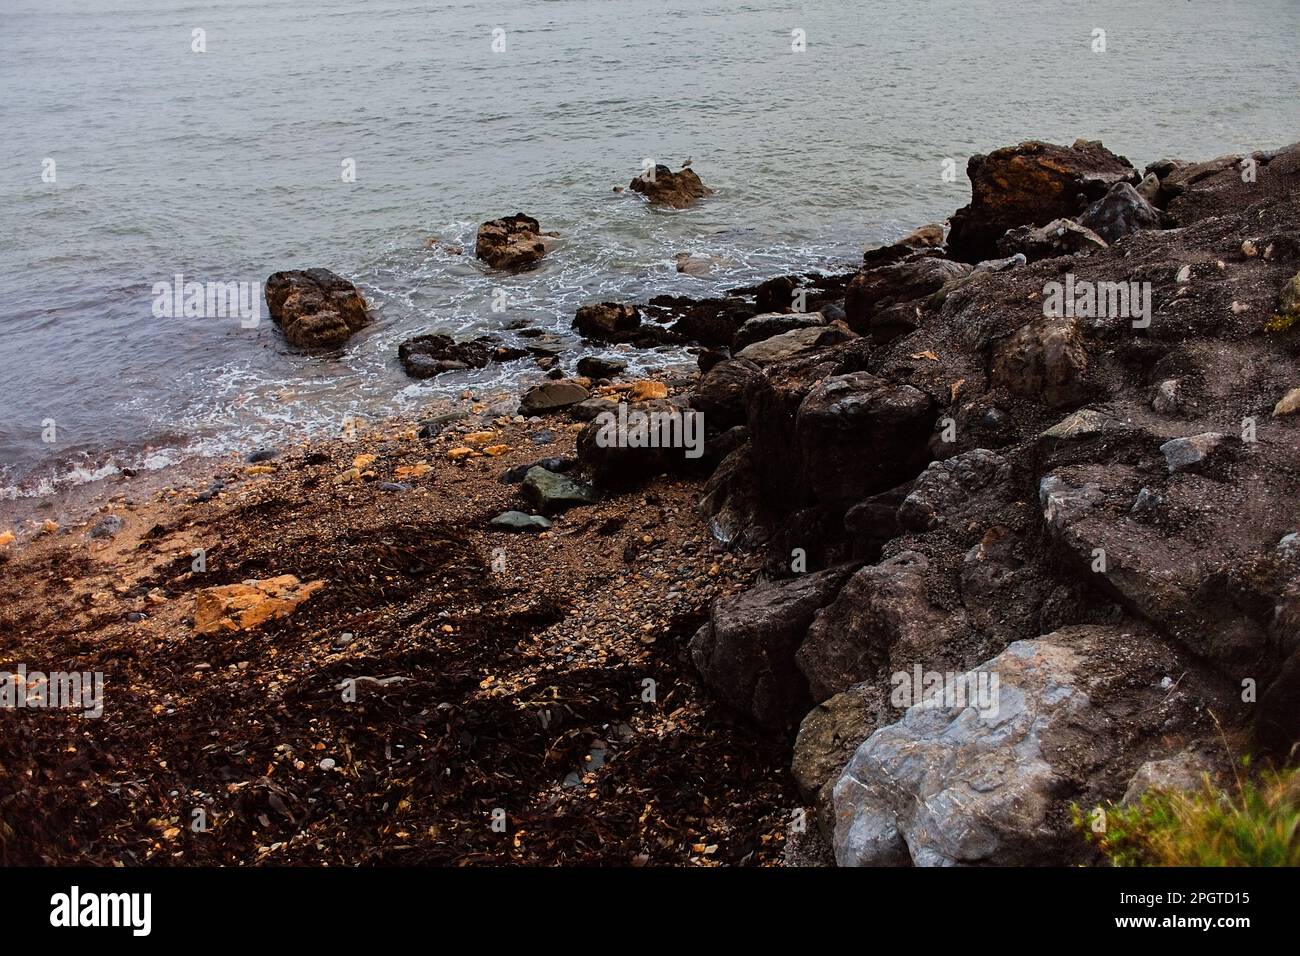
[1272,387,1300,417]
[88,514,125,539]
[1159,432,1225,473]
[246,448,279,463]
[489,511,554,533]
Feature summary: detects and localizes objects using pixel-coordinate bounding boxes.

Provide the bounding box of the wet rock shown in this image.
[690,564,857,729]
[569,397,619,422]
[265,269,371,348]
[519,381,590,415]
[754,275,798,313]
[398,333,528,379]
[246,448,279,464]
[628,164,712,208]
[991,316,1089,407]
[861,223,947,269]
[521,466,598,514]
[194,574,326,635]
[489,511,553,533]
[698,445,774,549]
[474,213,547,270]
[499,457,571,483]
[573,302,642,343]
[417,411,469,439]
[575,402,704,485]
[946,139,1137,263]
[832,626,1214,866]
[575,356,626,379]
[1077,181,1163,244]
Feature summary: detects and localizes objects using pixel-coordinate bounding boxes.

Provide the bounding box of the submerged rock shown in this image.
[474,213,548,270]
[398,333,528,379]
[265,269,370,348]
[628,164,712,208]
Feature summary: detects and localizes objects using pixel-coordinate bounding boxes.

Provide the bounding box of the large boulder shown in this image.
[690,564,857,729]
[991,316,1089,407]
[575,401,704,485]
[733,311,826,351]
[843,257,972,339]
[690,359,763,430]
[832,625,1219,866]
[897,449,1012,531]
[796,551,948,703]
[946,140,1137,263]
[794,373,934,505]
[474,214,547,270]
[265,269,370,348]
[629,164,713,208]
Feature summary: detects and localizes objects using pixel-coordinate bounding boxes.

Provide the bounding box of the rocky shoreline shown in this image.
[2,139,1298,866]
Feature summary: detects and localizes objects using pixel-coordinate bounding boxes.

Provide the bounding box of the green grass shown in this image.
[1074,765,1300,866]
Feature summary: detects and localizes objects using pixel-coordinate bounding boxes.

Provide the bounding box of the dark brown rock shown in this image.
[629,164,713,208]
[474,213,547,270]
[265,269,370,348]
[946,140,1137,263]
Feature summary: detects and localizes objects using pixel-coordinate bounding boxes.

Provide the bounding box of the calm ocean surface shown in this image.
[2,0,1298,498]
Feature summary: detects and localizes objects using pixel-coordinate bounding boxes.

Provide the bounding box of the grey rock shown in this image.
[1160,432,1225,473]
[521,467,598,514]
[88,514,125,539]
[489,510,554,533]
[833,626,1210,866]
[519,381,590,415]
[690,564,857,729]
